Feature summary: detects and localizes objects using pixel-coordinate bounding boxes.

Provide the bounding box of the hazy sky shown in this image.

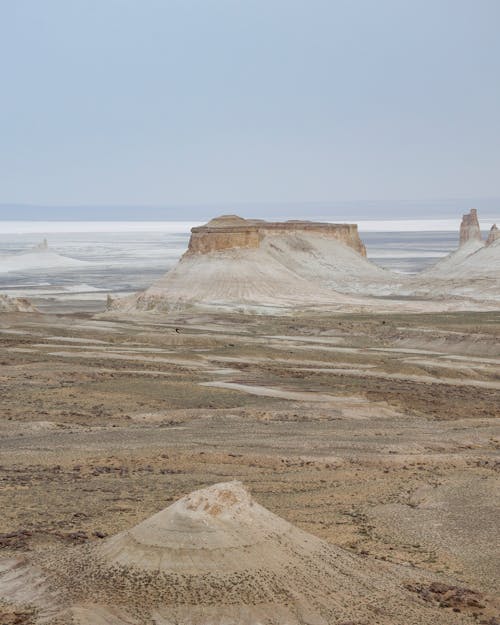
[1,0,499,210]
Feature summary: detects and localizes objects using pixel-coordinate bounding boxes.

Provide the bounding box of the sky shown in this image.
[0,0,499,218]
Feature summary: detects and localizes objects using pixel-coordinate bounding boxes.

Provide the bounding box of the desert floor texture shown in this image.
[0,309,499,624]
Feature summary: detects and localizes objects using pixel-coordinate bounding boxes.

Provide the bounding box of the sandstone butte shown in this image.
[459,208,482,246]
[187,214,367,256]
[486,223,499,246]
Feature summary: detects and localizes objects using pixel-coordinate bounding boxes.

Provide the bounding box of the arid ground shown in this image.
[0,309,499,623]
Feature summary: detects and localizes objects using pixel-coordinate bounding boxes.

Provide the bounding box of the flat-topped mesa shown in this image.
[459,208,482,246]
[486,224,499,246]
[187,214,367,256]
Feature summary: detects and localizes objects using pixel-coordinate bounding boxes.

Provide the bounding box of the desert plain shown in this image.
[0,305,499,624]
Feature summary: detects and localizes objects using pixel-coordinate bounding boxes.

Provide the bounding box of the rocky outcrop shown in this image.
[459,209,482,246]
[0,294,36,313]
[413,209,500,303]
[188,216,262,254]
[486,224,499,246]
[188,215,367,256]
[109,210,500,314]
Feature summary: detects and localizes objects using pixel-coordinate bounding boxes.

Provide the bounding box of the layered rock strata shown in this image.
[486,224,499,246]
[108,214,382,312]
[188,215,367,256]
[459,208,482,245]
[108,210,500,313]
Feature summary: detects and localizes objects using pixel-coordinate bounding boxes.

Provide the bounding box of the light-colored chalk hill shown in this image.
[0,240,87,274]
[261,231,403,296]
[112,225,399,313]
[109,213,500,313]
[114,245,365,313]
[0,481,477,625]
[411,238,500,302]
[432,239,499,278]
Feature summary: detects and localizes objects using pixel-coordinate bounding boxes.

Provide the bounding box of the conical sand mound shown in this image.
[99,481,295,572]
[0,482,477,624]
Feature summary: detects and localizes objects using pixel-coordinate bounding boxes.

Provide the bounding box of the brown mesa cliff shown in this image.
[188,215,367,256]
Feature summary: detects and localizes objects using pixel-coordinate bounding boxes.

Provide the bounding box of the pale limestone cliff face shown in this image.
[486,224,499,246]
[187,215,367,256]
[459,209,482,246]
[188,216,262,254]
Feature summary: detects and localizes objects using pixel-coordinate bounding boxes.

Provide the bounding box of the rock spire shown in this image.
[459,209,482,246]
[486,224,499,246]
